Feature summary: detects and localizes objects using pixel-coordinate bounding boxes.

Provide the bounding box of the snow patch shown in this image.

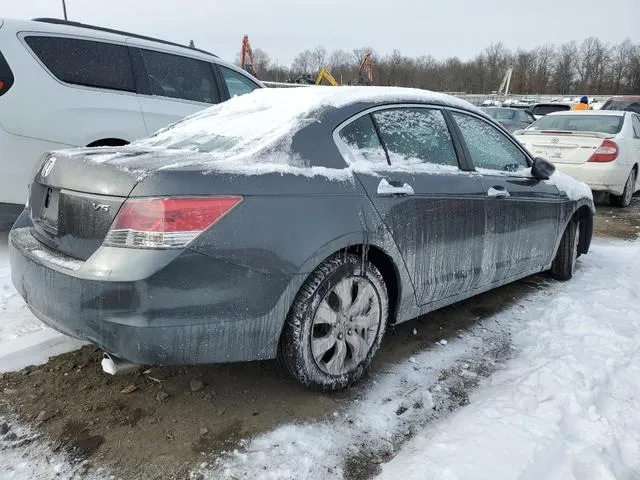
[545,169,593,201]
[379,240,640,480]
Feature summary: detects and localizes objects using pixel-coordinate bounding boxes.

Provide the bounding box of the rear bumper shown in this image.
[554,162,628,195]
[9,222,298,365]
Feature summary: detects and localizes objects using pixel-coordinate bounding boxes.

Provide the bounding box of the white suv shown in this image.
[0,17,263,227]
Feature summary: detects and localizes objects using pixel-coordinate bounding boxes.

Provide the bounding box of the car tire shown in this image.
[278,253,388,391]
[610,169,636,208]
[550,217,580,281]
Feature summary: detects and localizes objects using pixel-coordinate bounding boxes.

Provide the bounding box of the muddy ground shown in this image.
[0,196,637,480]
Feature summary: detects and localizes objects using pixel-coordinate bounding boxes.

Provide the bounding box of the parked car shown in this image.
[529,102,572,119]
[10,87,594,391]
[515,110,640,207]
[480,106,536,132]
[0,17,262,228]
[601,96,640,114]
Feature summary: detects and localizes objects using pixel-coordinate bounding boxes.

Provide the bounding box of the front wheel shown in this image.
[550,218,580,281]
[610,169,636,208]
[278,253,388,391]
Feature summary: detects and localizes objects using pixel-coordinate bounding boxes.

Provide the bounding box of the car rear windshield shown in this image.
[482,108,517,121]
[528,114,623,134]
[601,99,640,114]
[531,104,570,116]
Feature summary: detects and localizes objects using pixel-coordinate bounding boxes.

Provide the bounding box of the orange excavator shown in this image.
[241,34,256,77]
[356,52,373,85]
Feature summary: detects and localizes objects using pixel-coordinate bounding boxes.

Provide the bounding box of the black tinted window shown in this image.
[219,66,259,97]
[452,112,529,172]
[531,104,571,116]
[339,114,387,165]
[26,36,134,92]
[373,108,458,167]
[141,49,217,103]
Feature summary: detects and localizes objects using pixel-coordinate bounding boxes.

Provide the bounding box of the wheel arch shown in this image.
[574,204,593,255]
[275,241,403,353]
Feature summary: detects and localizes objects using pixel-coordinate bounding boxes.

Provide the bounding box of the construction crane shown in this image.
[241,34,256,77]
[315,67,339,86]
[356,52,373,85]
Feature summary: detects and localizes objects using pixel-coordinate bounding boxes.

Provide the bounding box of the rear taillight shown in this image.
[588,140,618,163]
[104,196,242,249]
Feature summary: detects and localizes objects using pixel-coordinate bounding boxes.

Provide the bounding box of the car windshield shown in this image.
[482,108,516,121]
[528,114,624,134]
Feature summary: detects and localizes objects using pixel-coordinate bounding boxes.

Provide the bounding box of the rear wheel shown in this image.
[550,218,580,281]
[610,169,636,208]
[278,253,388,391]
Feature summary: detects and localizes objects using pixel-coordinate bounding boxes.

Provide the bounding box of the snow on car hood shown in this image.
[82,87,478,179]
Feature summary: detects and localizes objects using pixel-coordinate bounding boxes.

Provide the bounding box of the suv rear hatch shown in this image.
[29,148,153,260]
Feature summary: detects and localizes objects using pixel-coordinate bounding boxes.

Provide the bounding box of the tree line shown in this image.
[242,38,640,95]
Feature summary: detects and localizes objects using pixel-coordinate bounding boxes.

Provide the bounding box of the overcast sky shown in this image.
[3,0,639,65]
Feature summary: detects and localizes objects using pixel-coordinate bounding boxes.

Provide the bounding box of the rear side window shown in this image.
[373,108,459,167]
[528,114,623,134]
[632,115,640,139]
[338,114,388,165]
[0,50,14,96]
[140,49,217,103]
[219,66,259,98]
[25,36,135,92]
[452,112,529,172]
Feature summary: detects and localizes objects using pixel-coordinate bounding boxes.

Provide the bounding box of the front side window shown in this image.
[26,36,135,92]
[219,66,260,98]
[452,112,529,172]
[372,108,459,167]
[338,114,387,165]
[140,49,217,103]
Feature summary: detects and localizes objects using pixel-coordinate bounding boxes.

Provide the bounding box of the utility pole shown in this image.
[61,0,68,20]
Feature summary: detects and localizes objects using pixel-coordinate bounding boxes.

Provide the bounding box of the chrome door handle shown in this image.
[377,178,415,196]
[487,186,510,198]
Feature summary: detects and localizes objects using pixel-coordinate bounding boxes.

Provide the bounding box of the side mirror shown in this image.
[531,157,555,180]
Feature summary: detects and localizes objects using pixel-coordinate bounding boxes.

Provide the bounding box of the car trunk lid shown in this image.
[28,147,162,260]
[517,131,614,165]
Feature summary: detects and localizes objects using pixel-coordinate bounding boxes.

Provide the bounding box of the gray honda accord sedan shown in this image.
[9,87,594,391]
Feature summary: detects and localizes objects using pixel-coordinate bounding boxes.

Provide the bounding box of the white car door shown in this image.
[131,46,220,135]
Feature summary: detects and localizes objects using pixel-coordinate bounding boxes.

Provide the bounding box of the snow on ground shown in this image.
[0,232,84,373]
[1,237,639,479]
[379,240,640,480]
[197,239,640,480]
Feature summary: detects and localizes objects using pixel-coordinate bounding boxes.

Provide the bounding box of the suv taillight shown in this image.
[104,196,242,249]
[0,51,14,97]
[588,139,619,163]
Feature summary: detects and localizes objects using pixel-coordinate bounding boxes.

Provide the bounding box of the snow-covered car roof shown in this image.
[135,86,479,162]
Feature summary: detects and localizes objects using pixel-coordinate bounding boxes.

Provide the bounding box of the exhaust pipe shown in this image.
[101,352,139,376]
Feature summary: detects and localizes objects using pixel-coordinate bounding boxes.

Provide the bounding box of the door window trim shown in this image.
[333,103,472,171]
[445,106,535,176]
